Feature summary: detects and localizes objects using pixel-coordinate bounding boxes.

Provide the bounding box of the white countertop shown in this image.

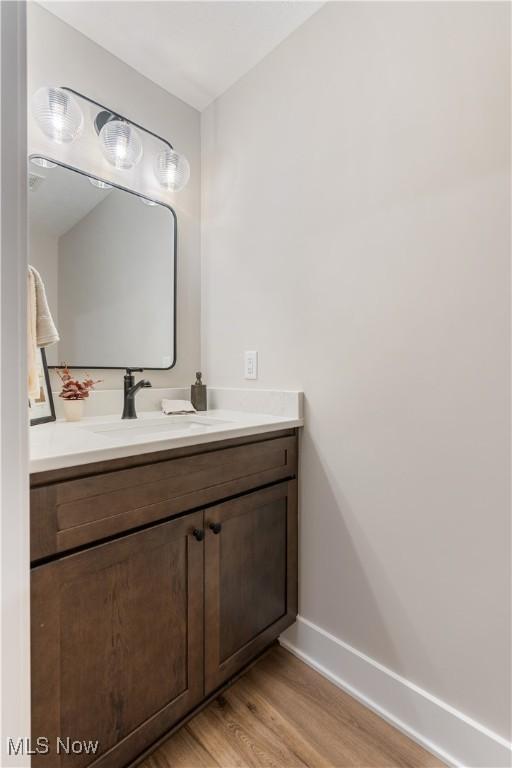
[30,407,303,474]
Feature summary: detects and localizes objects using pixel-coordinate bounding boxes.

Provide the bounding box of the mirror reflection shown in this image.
[28,158,176,369]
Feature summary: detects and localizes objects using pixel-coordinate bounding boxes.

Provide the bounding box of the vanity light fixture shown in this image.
[31,157,57,169]
[154,148,190,192]
[31,87,190,193]
[32,86,83,144]
[89,178,113,190]
[99,119,143,170]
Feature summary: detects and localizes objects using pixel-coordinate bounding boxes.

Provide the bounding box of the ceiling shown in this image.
[38,1,323,111]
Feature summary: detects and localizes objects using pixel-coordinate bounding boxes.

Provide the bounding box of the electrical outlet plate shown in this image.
[244,350,258,379]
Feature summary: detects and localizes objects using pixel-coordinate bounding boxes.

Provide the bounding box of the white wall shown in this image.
[27,2,201,389]
[202,0,511,745]
[0,2,30,764]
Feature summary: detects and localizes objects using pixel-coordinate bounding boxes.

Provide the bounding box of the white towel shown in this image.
[27,269,39,400]
[162,399,196,415]
[29,265,59,347]
[27,265,59,401]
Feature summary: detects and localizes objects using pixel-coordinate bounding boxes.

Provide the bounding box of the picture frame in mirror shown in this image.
[29,348,56,426]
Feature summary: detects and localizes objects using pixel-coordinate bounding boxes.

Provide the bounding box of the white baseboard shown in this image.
[280,617,511,768]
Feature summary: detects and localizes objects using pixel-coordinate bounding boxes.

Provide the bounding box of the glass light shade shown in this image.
[32,87,83,144]
[31,157,57,169]
[154,148,190,191]
[99,120,143,170]
[89,178,113,190]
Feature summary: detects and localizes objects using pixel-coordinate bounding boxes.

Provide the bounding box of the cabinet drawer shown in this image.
[31,435,297,560]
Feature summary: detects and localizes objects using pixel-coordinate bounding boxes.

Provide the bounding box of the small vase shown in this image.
[63,399,85,422]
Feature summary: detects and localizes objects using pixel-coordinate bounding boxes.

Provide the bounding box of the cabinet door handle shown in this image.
[192,528,204,542]
[209,522,222,535]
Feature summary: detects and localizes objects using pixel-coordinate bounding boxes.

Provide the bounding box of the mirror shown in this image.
[28,158,176,369]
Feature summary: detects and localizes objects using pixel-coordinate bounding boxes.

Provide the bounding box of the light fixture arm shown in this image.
[61,87,174,150]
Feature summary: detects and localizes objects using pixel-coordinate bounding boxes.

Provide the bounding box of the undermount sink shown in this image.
[82,415,233,441]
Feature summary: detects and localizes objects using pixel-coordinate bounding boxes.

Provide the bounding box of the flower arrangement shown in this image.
[56,366,102,400]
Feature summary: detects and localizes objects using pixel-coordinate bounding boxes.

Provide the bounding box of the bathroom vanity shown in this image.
[30,406,301,768]
[27,87,302,767]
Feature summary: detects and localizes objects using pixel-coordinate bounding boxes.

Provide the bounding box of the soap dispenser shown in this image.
[191,371,207,411]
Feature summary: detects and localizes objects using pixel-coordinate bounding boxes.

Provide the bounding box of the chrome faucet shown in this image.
[122,368,152,419]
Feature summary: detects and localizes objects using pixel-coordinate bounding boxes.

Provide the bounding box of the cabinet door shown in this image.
[31,511,204,768]
[204,480,297,694]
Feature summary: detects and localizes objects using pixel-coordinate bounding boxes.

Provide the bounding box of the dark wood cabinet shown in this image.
[204,480,297,694]
[30,431,298,768]
[31,512,204,768]
[30,432,297,561]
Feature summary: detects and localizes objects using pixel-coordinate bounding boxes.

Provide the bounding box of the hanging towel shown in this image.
[27,268,39,400]
[27,265,59,400]
[29,265,59,347]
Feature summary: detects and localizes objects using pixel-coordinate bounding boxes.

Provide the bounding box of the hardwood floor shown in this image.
[139,646,445,768]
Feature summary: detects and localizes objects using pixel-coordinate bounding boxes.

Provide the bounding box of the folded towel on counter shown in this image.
[27,265,60,401]
[162,399,196,415]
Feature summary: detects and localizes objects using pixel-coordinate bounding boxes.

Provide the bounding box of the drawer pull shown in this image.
[209,522,222,535]
[192,528,204,542]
